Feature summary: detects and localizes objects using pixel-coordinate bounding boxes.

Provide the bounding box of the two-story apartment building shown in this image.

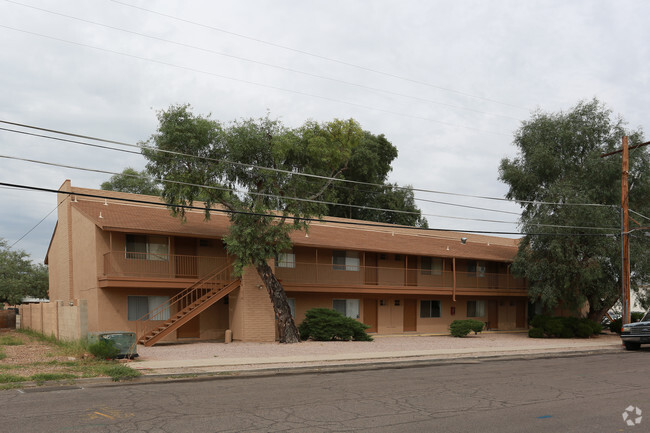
[45,180,527,345]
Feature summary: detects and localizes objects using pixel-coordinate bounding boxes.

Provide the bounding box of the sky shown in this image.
[0,0,648,264]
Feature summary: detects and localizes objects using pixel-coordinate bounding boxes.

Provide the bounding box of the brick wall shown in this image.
[229,265,276,342]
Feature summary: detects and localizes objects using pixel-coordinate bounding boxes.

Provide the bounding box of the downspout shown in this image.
[452,257,456,302]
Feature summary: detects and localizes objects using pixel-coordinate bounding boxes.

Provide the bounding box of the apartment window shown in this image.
[127,295,170,321]
[125,234,168,261]
[477,261,486,277]
[333,299,360,319]
[420,300,441,318]
[421,257,443,275]
[287,298,296,318]
[332,250,360,271]
[276,252,296,268]
[467,300,486,317]
[467,261,486,277]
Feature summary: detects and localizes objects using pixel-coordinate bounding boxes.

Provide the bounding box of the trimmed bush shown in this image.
[450,319,484,337]
[298,308,373,341]
[528,327,545,338]
[467,319,485,334]
[528,315,602,338]
[88,339,120,359]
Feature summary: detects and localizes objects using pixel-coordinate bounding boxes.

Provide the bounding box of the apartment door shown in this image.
[175,237,198,278]
[406,255,418,286]
[487,300,499,330]
[403,298,417,332]
[363,298,378,333]
[177,315,200,339]
[364,253,378,285]
[516,299,527,328]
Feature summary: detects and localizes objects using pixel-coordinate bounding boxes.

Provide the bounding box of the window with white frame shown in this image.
[332,250,360,271]
[467,300,486,317]
[127,295,170,321]
[125,234,169,261]
[276,252,296,268]
[420,300,441,318]
[333,299,360,319]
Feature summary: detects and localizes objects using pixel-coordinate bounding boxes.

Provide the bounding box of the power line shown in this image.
[0,119,616,209]
[0,154,620,232]
[5,0,520,122]
[9,196,66,249]
[109,0,528,111]
[630,209,650,223]
[0,24,510,137]
[0,153,516,226]
[0,124,521,217]
[0,182,619,237]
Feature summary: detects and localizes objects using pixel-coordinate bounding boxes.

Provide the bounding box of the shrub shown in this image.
[467,319,485,334]
[609,318,622,333]
[88,339,120,359]
[528,316,602,338]
[298,308,372,341]
[528,327,545,338]
[449,320,471,337]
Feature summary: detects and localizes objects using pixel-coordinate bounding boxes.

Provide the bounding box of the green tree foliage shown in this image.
[0,239,48,304]
[327,131,427,227]
[101,168,161,196]
[499,99,650,321]
[143,105,364,343]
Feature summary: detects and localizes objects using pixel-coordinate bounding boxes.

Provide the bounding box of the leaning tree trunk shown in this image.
[255,261,301,343]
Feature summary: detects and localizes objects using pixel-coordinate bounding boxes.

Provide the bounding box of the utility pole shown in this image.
[621,136,630,326]
[601,137,650,326]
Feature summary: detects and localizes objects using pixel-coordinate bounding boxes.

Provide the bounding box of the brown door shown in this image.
[516,299,527,328]
[363,299,378,333]
[175,237,198,278]
[488,300,498,330]
[364,253,378,285]
[406,256,418,286]
[177,315,200,338]
[403,299,417,332]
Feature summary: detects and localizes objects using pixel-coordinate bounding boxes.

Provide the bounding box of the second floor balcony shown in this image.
[275,261,526,292]
[103,251,229,280]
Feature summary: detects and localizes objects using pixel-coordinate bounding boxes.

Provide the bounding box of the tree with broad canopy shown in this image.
[0,238,49,305]
[499,99,650,321]
[142,105,370,343]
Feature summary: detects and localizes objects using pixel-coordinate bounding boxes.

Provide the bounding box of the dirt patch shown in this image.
[0,330,92,380]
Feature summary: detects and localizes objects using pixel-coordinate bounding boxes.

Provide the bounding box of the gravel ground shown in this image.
[136,332,622,361]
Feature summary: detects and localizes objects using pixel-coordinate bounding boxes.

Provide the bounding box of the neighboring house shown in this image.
[45,180,527,345]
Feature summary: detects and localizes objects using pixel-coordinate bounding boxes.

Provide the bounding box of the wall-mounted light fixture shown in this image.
[460,237,467,244]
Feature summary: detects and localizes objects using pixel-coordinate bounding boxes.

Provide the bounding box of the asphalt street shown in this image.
[1,352,648,432]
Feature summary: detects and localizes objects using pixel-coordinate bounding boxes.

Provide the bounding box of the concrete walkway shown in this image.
[126,333,624,376]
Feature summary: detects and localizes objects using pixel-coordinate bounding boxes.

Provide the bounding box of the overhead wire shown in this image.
[9,196,66,249]
[4,0,520,122]
[0,24,510,137]
[0,125,518,216]
[0,182,620,237]
[0,154,620,232]
[108,0,529,111]
[0,120,616,209]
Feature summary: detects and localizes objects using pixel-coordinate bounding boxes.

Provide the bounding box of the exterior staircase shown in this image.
[136,265,240,347]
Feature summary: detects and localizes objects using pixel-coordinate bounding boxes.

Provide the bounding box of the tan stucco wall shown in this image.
[19,300,88,341]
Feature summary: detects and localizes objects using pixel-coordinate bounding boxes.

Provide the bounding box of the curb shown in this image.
[9,345,623,391]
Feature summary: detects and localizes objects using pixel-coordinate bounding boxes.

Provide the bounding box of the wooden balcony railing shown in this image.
[103,251,229,279]
[275,262,526,290]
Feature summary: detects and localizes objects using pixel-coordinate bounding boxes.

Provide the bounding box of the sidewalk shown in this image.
[126,332,624,377]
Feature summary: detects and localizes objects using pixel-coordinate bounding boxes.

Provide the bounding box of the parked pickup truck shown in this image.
[621,311,650,350]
